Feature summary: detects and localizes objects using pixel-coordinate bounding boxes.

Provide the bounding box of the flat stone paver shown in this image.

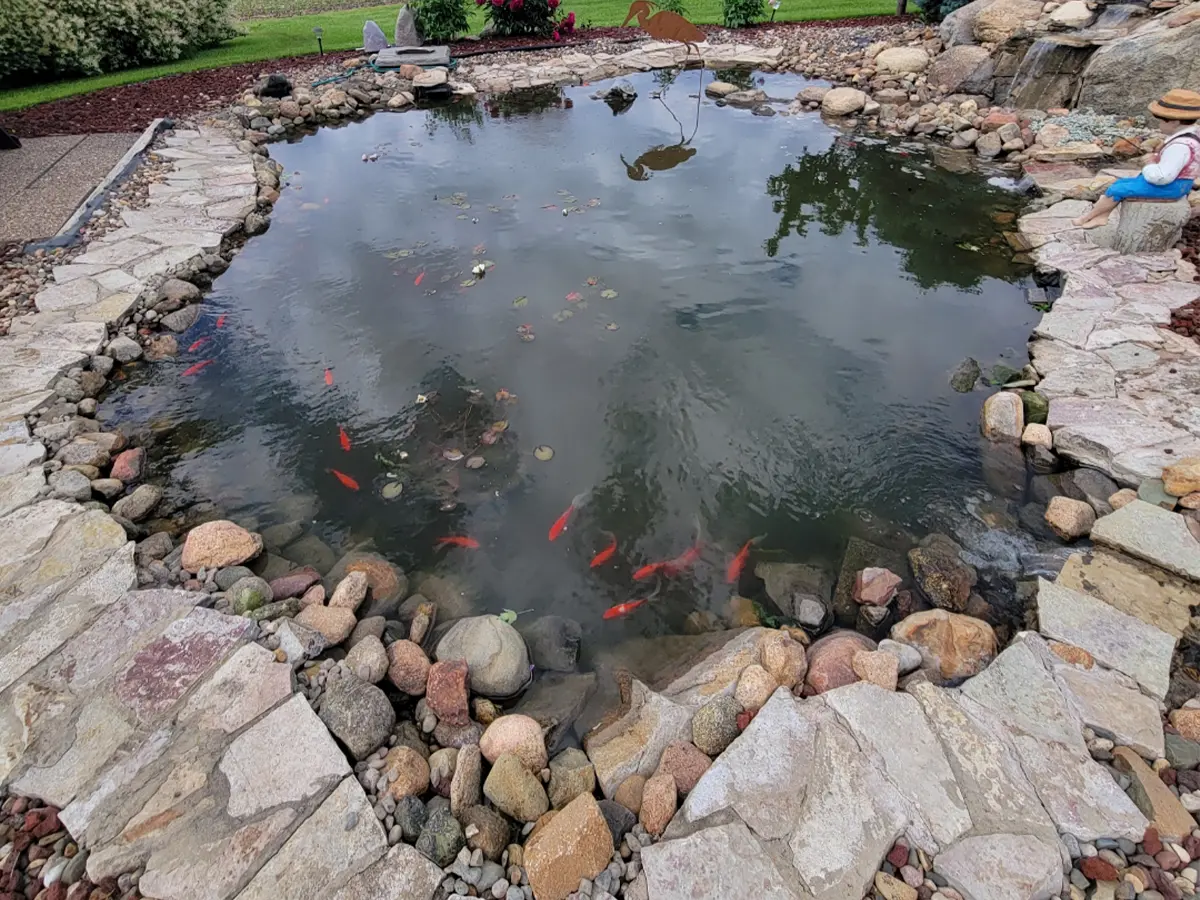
[1090,499,1200,581]
[0,133,139,242]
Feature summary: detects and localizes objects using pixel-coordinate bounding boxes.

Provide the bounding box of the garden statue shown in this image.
[621,0,706,57]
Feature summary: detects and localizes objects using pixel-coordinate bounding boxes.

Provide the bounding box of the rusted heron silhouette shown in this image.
[622,0,706,58]
[621,141,698,180]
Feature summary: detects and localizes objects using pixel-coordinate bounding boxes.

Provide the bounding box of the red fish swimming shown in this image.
[187,337,210,353]
[548,492,588,542]
[632,562,664,581]
[324,368,333,386]
[181,360,213,377]
[603,598,647,620]
[726,535,765,584]
[414,272,425,286]
[590,531,617,568]
[338,426,351,452]
[216,315,227,328]
[328,469,359,491]
[663,542,703,575]
[435,536,481,549]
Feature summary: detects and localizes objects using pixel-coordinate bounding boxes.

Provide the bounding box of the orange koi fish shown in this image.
[324,368,333,386]
[590,532,617,568]
[328,469,359,491]
[435,536,481,549]
[187,337,210,353]
[726,535,766,584]
[216,315,227,328]
[338,426,351,452]
[663,542,703,576]
[603,598,646,620]
[548,492,588,542]
[632,562,664,581]
[181,360,213,377]
[414,272,425,286]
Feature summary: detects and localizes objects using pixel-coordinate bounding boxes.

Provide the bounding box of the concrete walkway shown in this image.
[0,133,139,244]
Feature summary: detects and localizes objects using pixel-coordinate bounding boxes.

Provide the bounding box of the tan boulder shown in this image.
[890,610,996,683]
[974,0,1044,42]
[480,714,548,773]
[384,745,430,800]
[294,605,356,645]
[613,775,646,814]
[759,631,807,689]
[1044,496,1096,541]
[821,87,867,116]
[638,772,677,837]
[733,664,778,710]
[524,793,614,900]
[852,650,899,691]
[181,520,262,571]
[875,47,930,74]
[386,639,430,695]
[1163,457,1200,497]
[329,570,369,610]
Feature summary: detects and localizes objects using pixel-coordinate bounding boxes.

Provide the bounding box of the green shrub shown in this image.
[412,0,470,42]
[0,0,235,85]
[721,0,765,28]
[656,0,688,14]
[913,0,970,21]
[476,0,575,38]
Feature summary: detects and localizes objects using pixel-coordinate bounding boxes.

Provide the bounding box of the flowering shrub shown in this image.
[476,0,576,39]
[412,0,470,42]
[721,0,764,28]
[0,0,234,84]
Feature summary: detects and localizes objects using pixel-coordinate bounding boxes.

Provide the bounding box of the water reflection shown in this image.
[621,140,698,180]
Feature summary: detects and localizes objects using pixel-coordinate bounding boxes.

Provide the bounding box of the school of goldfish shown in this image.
[180,314,757,622]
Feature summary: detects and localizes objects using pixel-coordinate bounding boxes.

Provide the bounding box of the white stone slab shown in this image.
[643,821,805,900]
[1054,664,1164,759]
[1090,500,1200,582]
[935,834,1063,900]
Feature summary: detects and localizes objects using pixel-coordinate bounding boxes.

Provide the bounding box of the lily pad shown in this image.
[490,420,509,433]
[466,456,485,469]
[382,482,404,499]
[566,291,582,302]
[600,289,618,299]
[488,205,502,213]
[461,279,476,287]
[586,277,598,286]
[498,609,519,624]
[443,448,465,461]
[519,332,536,342]
[481,430,500,445]
[587,198,600,207]
[495,389,516,402]
[513,296,528,308]
[474,243,487,255]
[533,445,554,461]
[553,310,575,322]
[456,214,468,220]
[605,322,620,331]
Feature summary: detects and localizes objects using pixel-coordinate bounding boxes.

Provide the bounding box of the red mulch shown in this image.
[0,16,912,138]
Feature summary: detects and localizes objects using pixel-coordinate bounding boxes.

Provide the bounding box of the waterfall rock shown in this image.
[1078,19,1200,116]
[974,0,1045,43]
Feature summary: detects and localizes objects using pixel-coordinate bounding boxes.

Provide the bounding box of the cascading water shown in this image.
[1005,36,1097,110]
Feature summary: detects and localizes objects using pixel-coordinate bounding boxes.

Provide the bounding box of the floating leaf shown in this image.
[466,456,485,469]
[490,420,509,433]
[498,608,518,624]
[443,448,464,461]
[481,430,500,445]
[566,291,583,302]
[461,279,476,287]
[586,277,598,286]
[503,193,519,200]
[517,323,534,335]
[587,198,600,207]
[605,322,620,331]
[384,248,414,259]
[415,240,428,248]
[576,300,588,310]
[542,204,558,211]
[565,195,577,204]
[488,205,501,213]
[456,214,468,220]
[552,310,569,323]
[534,445,555,461]
[513,296,528,308]
[495,389,516,402]
[474,243,487,255]
[382,482,404,499]
[482,260,496,270]
[600,289,618,299]
[519,333,535,342]
[556,189,570,196]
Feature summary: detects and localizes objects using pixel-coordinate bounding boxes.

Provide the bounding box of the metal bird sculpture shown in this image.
[622,0,706,57]
[621,141,698,180]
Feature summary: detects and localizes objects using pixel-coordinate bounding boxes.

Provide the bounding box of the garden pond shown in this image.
[105,70,1043,659]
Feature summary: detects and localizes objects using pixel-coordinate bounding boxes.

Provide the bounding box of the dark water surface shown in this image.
[106,71,1037,650]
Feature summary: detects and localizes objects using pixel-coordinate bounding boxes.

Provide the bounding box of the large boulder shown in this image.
[940,0,998,46]
[1078,20,1200,117]
[874,47,930,74]
[821,88,867,117]
[181,520,262,571]
[973,0,1044,43]
[1091,198,1192,255]
[890,609,997,683]
[435,615,531,698]
[803,630,876,695]
[928,45,994,93]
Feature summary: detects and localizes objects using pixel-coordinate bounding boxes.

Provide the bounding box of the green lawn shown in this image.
[0,0,895,112]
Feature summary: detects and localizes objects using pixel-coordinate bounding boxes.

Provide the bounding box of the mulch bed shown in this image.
[0,16,912,138]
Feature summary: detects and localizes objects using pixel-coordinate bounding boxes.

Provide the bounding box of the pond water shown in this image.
[106,71,1038,659]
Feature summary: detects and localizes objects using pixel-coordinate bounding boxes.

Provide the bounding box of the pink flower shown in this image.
[548,0,559,9]
[552,28,560,39]
[509,0,523,9]
[565,11,575,23]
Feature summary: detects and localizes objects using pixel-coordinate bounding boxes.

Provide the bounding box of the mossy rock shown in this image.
[1020,390,1049,425]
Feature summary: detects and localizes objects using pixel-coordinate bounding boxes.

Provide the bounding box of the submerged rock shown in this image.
[517,615,581,673]
[950,358,981,393]
[908,533,976,612]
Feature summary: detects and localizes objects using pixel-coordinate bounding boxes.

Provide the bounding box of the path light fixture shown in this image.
[769,0,780,22]
[313,26,324,56]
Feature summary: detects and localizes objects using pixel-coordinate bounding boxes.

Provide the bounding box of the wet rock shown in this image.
[450,744,482,816]
[691,695,742,757]
[463,804,509,861]
[822,87,867,116]
[143,334,179,360]
[517,615,581,672]
[159,278,201,304]
[908,534,976,612]
[426,658,470,723]
[228,575,273,615]
[106,335,142,362]
[950,358,981,393]
[160,305,200,333]
[759,630,807,690]
[833,538,907,627]
[733,663,777,711]
[855,567,902,606]
[981,391,1024,442]
[413,573,476,619]
[330,570,369,610]
[525,793,613,900]
[484,752,549,822]
[890,609,996,683]
[755,561,834,626]
[655,741,711,796]
[513,671,598,755]
[328,551,408,617]
[295,604,356,645]
[415,807,464,867]
[384,745,431,800]
[181,519,263,570]
[268,566,321,599]
[345,634,389,682]
[851,649,899,691]
[639,772,676,837]
[387,639,431,695]
[1045,496,1095,541]
[804,630,875,695]
[705,81,738,97]
[436,615,531,698]
[286,533,338,574]
[319,675,395,759]
[481,714,547,773]
[1020,390,1049,426]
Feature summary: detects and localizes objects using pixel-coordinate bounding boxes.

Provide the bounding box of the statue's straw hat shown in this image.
[1149,88,1200,120]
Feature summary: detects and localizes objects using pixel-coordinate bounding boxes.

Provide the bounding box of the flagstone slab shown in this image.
[183,643,293,734]
[821,682,972,851]
[34,278,101,313]
[220,694,347,818]
[642,821,806,900]
[0,441,46,477]
[235,777,386,900]
[74,238,160,267]
[0,363,67,400]
[52,263,116,284]
[73,291,138,325]
[60,727,174,842]
[0,468,45,518]
[8,320,107,355]
[1054,664,1164,759]
[10,700,134,807]
[1036,576,1175,698]
[114,608,252,721]
[1057,548,1195,639]
[0,390,54,420]
[329,843,444,900]
[131,245,204,280]
[0,500,79,580]
[934,834,1063,900]
[1091,501,1200,581]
